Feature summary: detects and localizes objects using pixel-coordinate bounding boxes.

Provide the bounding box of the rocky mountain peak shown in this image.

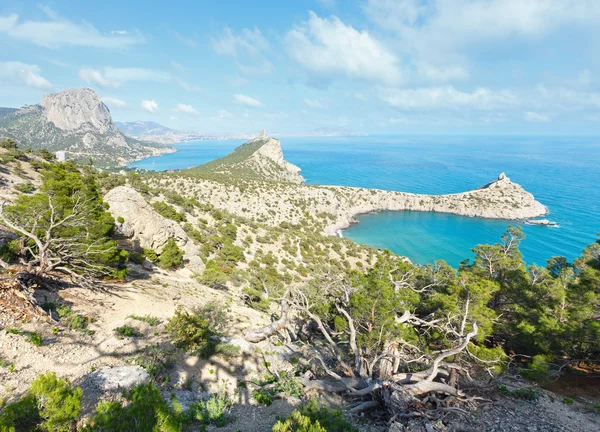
[40,87,113,133]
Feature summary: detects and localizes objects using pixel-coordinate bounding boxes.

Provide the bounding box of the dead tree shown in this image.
[279,273,482,419]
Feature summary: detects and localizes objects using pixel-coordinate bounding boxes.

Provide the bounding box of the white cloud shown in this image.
[76,66,200,92]
[173,77,202,92]
[304,98,324,109]
[211,27,272,75]
[104,67,171,82]
[0,61,52,89]
[415,63,470,83]
[0,7,143,49]
[363,0,600,85]
[140,100,159,113]
[524,111,550,122]
[230,76,249,87]
[234,94,263,108]
[101,97,126,108]
[170,30,198,48]
[285,11,401,85]
[210,109,234,121]
[171,103,200,116]
[380,86,519,110]
[364,0,600,41]
[78,68,120,88]
[171,61,186,72]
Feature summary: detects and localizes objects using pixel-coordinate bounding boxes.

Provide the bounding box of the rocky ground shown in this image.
[2,266,599,431]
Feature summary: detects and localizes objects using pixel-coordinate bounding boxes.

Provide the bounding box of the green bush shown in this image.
[0,373,81,432]
[519,355,550,382]
[56,304,90,332]
[26,332,43,347]
[129,250,146,265]
[158,239,184,269]
[152,201,186,223]
[166,307,214,357]
[29,373,82,431]
[86,383,181,431]
[14,182,35,194]
[200,260,230,288]
[183,393,231,427]
[298,398,357,432]
[114,325,141,338]
[142,248,159,263]
[272,411,326,432]
[128,315,160,326]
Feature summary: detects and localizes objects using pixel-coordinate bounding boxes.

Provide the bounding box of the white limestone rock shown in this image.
[104,186,204,273]
[87,366,150,392]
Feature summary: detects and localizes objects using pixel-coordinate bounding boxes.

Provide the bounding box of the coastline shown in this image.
[321,180,549,236]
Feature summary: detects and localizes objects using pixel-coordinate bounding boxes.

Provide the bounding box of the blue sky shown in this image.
[1,0,599,134]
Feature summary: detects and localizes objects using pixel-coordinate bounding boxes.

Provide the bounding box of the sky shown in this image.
[1,0,600,135]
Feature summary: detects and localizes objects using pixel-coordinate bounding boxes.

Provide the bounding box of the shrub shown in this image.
[253,389,274,406]
[129,250,146,265]
[133,346,176,380]
[114,325,141,338]
[26,332,43,346]
[0,373,81,431]
[298,398,357,432]
[14,182,35,194]
[519,354,550,382]
[128,315,160,326]
[117,216,125,224]
[166,307,214,357]
[56,305,90,332]
[0,138,17,150]
[158,239,184,269]
[152,201,186,223]
[142,248,159,263]
[183,393,231,427]
[272,411,327,432]
[29,373,82,431]
[200,260,229,288]
[87,383,181,431]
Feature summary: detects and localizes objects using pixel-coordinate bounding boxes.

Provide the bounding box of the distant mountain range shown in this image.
[0,88,171,168]
[115,121,255,145]
[116,121,367,144]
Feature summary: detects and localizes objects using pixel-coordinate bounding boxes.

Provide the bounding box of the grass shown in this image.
[127,314,160,326]
[5,328,43,346]
[496,385,538,401]
[114,325,141,338]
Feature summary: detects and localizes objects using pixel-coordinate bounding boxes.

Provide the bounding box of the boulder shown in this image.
[104,186,188,253]
[87,366,150,392]
[104,186,205,273]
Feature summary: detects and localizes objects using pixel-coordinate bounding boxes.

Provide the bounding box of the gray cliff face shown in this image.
[0,88,170,167]
[40,88,114,134]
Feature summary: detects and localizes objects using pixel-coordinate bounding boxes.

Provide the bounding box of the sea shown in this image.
[130,135,600,268]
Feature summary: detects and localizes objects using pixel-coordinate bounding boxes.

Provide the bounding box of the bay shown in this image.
[130,135,600,268]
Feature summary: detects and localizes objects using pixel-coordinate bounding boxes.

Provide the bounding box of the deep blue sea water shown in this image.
[130,136,600,268]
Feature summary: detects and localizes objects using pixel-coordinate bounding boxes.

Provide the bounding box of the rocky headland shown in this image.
[150,134,548,236]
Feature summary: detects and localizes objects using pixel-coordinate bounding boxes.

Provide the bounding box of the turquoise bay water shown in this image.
[130,136,600,268]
